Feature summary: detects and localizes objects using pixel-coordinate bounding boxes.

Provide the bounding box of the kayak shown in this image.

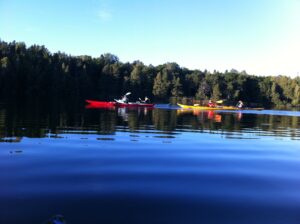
[86,100,155,108]
[116,102,154,107]
[86,100,115,107]
[177,103,264,110]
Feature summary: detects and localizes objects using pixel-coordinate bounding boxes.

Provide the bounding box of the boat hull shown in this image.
[177,103,263,111]
[86,100,154,108]
[85,100,116,107]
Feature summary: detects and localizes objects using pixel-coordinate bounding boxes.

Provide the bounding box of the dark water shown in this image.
[1,104,300,224]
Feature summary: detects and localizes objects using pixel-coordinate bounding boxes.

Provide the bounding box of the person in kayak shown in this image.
[118,92,131,103]
[208,100,216,107]
[236,100,244,108]
[139,96,150,103]
[120,95,128,103]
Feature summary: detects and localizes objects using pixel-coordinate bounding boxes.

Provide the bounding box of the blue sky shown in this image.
[1,0,299,77]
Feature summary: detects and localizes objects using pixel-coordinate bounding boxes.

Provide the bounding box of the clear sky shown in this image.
[1,0,299,77]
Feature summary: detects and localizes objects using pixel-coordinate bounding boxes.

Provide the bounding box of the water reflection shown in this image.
[0,104,300,141]
[177,109,224,123]
[1,104,300,224]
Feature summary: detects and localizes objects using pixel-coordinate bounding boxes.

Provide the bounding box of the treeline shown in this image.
[0,40,299,107]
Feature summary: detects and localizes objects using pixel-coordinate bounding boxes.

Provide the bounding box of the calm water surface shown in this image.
[1,104,300,224]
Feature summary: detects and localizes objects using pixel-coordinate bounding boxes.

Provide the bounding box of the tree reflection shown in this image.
[0,103,299,140]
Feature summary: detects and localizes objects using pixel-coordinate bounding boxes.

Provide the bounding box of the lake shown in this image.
[1,103,300,224]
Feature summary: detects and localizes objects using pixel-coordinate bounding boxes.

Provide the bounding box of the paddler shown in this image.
[236,100,244,108]
[118,92,131,103]
[139,96,150,103]
[120,95,128,103]
[208,99,216,107]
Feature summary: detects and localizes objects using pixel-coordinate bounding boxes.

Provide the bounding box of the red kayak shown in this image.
[86,100,115,107]
[85,100,155,108]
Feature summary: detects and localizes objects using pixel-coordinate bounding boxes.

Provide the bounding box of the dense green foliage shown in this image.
[0,40,299,107]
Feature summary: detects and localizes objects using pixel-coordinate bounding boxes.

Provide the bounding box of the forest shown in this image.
[0,40,299,108]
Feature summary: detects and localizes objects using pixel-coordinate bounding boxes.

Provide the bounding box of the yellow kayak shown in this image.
[177,103,264,111]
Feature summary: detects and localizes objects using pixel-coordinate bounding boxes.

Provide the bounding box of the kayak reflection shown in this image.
[117,107,151,122]
[1,103,299,140]
[177,109,223,123]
